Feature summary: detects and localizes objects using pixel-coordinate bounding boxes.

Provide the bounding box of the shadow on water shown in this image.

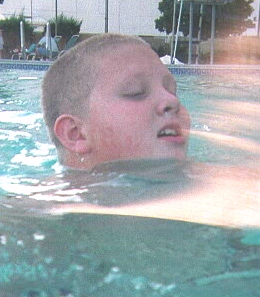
[0,156,259,296]
[0,208,260,297]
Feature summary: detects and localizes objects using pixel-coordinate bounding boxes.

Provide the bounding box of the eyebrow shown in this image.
[119,72,177,94]
[123,72,148,82]
[119,73,149,89]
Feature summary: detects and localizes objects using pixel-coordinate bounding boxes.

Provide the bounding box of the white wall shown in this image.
[243,0,259,36]
[0,0,258,36]
[0,0,165,36]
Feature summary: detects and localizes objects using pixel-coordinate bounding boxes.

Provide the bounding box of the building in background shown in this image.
[0,0,165,36]
[0,0,259,36]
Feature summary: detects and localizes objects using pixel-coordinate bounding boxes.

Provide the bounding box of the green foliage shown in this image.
[0,14,34,57]
[49,13,82,41]
[0,14,34,39]
[215,0,255,37]
[156,0,175,34]
[155,0,255,39]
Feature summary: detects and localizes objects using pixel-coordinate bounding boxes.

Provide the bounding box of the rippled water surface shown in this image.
[0,68,259,296]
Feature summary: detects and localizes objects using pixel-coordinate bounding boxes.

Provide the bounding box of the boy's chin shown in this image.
[151,148,188,161]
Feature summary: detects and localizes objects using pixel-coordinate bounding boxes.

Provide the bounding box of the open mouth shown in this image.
[157,128,179,138]
[157,125,185,144]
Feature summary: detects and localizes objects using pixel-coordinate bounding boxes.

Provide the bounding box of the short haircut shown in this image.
[41,33,150,148]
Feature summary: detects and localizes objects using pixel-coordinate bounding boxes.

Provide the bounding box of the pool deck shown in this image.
[1,59,260,74]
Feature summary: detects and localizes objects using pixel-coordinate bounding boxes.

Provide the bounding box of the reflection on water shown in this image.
[179,74,260,165]
[0,212,260,297]
[0,69,260,296]
[190,98,260,167]
[1,158,193,207]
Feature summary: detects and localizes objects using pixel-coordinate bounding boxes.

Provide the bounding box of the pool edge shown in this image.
[0,59,53,71]
[1,59,260,74]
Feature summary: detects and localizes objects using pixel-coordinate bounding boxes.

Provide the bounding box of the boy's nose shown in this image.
[156,93,180,116]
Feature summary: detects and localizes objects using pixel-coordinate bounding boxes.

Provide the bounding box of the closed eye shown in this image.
[122,90,148,100]
[119,76,149,100]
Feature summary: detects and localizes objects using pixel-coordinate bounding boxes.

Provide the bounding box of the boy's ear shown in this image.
[54,114,91,154]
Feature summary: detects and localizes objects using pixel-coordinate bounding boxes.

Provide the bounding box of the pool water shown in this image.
[0,69,260,296]
[1,213,260,297]
[179,74,260,165]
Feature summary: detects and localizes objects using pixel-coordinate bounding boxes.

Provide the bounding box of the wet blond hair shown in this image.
[41,33,149,148]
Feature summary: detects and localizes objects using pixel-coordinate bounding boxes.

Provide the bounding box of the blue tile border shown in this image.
[1,59,260,74]
[168,65,260,75]
[0,59,52,71]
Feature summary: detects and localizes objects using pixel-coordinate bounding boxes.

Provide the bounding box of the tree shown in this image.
[49,13,82,42]
[0,14,34,57]
[155,0,254,39]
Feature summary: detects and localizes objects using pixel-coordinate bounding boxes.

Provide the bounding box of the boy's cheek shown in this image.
[94,129,141,159]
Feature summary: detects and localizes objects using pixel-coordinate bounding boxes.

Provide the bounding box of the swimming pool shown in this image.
[0,66,260,296]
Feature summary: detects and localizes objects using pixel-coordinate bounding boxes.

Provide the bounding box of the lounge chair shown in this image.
[59,35,79,56]
[26,43,37,60]
[54,35,62,51]
[11,49,23,60]
[11,43,36,60]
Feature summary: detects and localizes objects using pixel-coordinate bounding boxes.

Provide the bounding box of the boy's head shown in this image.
[42,33,190,169]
